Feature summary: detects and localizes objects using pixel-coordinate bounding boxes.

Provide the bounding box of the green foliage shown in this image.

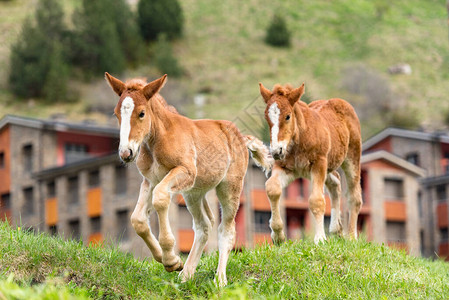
[8,0,70,100]
[70,0,126,76]
[137,0,183,42]
[265,14,291,47]
[1,222,449,299]
[153,34,183,77]
[387,109,421,130]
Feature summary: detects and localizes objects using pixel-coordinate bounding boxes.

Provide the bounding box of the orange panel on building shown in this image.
[251,189,271,211]
[384,201,407,221]
[178,229,194,253]
[0,210,11,223]
[45,197,58,225]
[88,233,103,245]
[253,233,272,245]
[87,188,102,217]
[0,127,11,195]
[437,203,448,228]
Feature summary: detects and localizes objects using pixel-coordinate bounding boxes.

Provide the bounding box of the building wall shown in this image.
[390,137,441,176]
[364,160,421,255]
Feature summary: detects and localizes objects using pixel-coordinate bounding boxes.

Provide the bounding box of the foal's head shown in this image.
[259,82,305,160]
[105,72,167,163]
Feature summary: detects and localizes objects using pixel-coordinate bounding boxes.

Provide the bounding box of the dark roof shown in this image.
[361,150,426,177]
[363,127,449,151]
[0,115,119,137]
[421,174,449,186]
[34,153,120,180]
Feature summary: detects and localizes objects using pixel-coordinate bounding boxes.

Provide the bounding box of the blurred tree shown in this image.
[153,34,183,77]
[8,0,70,100]
[137,0,183,42]
[70,0,127,76]
[265,14,291,47]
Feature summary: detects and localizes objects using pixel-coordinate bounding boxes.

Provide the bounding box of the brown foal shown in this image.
[105,73,272,286]
[259,82,363,244]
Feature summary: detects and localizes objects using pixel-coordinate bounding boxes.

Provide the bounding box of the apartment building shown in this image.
[362,127,449,259]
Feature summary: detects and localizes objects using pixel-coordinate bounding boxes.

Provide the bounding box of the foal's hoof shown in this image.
[271,231,286,245]
[164,259,184,272]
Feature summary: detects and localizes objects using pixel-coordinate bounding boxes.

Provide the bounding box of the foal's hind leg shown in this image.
[325,171,343,236]
[265,166,294,244]
[180,193,213,282]
[342,159,363,239]
[215,180,241,287]
[130,179,163,262]
[309,158,328,244]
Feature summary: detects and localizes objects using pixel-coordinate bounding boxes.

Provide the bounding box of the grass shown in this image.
[1,221,448,299]
[1,1,448,138]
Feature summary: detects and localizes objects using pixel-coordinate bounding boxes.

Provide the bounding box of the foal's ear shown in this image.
[288,83,305,106]
[105,72,126,96]
[143,74,168,100]
[259,82,272,103]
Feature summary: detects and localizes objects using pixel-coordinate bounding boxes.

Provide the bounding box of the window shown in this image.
[386,221,406,243]
[64,143,88,164]
[440,228,449,243]
[0,193,10,210]
[49,225,58,236]
[384,178,404,200]
[254,211,271,232]
[405,152,420,166]
[88,170,100,188]
[47,181,56,198]
[68,176,79,205]
[436,185,447,202]
[115,165,127,195]
[90,216,101,234]
[23,187,34,216]
[0,152,4,168]
[116,209,129,241]
[68,219,81,240]
[22,144,33,172]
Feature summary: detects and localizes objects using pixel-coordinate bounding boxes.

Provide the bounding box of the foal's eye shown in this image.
[285,115,291,121]
[139,111,145,118]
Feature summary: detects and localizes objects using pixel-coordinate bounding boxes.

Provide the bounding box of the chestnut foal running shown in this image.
[259,82,362,244]
[105,73,272,286]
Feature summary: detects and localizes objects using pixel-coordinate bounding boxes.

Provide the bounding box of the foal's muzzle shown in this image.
[271,147,285,161]
[119,148,134,163]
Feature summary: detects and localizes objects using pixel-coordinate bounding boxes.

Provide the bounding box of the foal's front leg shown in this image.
[265,166,294,244]
[153,165,196,272]
[309,158,327,244]
[130,180,163,262]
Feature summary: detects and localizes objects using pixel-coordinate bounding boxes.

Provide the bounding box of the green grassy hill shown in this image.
[1,222,448,299]
[0,0,448,138]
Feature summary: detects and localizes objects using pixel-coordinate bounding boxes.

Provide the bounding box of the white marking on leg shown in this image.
[268,103,280,148]
[329,208,340,233]
[119,97,135,152]
[314,214,326,244]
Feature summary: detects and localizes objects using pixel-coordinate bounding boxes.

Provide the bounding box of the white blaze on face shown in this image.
[268,102,280,150]
[119,97,135,152]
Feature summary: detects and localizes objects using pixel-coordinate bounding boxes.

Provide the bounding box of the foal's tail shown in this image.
[243,135,273,177]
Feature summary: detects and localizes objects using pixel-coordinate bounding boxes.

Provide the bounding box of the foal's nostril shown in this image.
[128,149,133,158]
[279,148,283,155]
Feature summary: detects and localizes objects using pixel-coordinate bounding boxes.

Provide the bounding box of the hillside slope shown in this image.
[0,0,448,138]
[0,222,448,299]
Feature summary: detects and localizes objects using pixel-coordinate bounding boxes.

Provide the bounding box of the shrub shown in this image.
[137,0,183,42]
[153,34,183,77]
[8,0,70,100]
[70,0,127,76]
[265,14,291,47]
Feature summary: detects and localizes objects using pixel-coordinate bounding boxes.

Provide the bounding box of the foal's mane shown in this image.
[272,84,294,96]
[125,78,179,114]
